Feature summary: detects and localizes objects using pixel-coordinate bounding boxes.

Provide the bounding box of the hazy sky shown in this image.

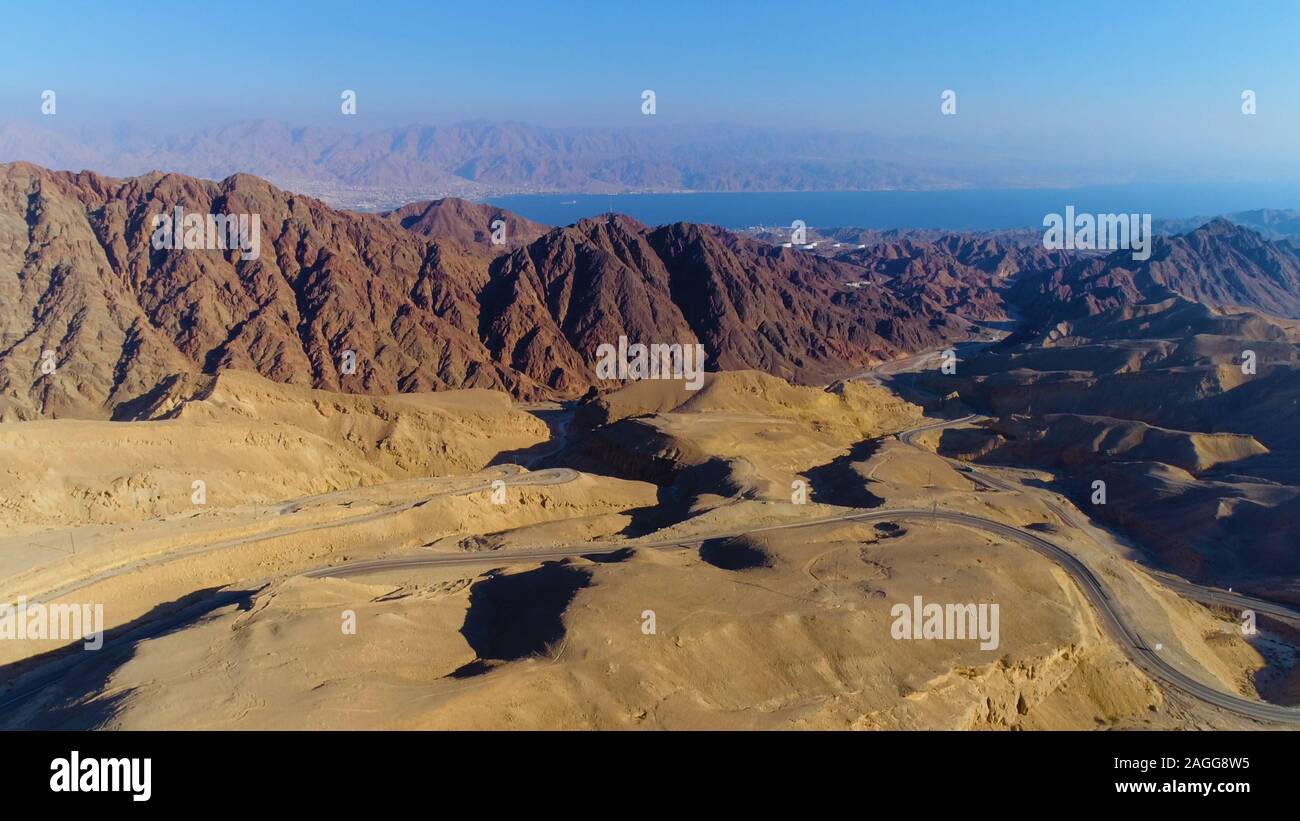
[2,0,1298,181]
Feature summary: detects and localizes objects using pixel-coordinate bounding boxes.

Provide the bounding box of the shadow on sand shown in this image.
[0,586,259,729]
[803,438,887,509]
[450,562,592,679]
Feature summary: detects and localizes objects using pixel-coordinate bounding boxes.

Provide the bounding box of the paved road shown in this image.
[306,492,1300,724]
[302,405,1300,724]
[1143,570,1300,622]
[877,365,1300,623]
[14,466,579,606]
[0,466,580,714]
[7,358,1300,724]
[897,412,1300,611]
[1031,490,1300,623]
[890,405,1300,620]
[16,489,1297,723]
[887,410,1300,722]
[895,413,1021,493]
[0,585,265,715]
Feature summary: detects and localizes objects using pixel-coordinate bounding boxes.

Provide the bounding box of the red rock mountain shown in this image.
[383,197,549,255]
[837,233,1071,322]
[0,163,970,419]
[1012,219,1300,324]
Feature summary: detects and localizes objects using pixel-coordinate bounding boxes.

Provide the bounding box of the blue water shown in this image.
[487,184,1300,231]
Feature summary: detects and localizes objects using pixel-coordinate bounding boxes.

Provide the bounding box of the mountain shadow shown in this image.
[0,586,260,729]
[451,562,592,678]
[803,438,887,509]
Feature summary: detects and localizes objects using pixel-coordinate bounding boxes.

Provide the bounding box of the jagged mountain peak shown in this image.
[0,162,969,419]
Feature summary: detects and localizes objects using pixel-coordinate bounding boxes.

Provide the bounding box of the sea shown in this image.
[487,183,1300,231]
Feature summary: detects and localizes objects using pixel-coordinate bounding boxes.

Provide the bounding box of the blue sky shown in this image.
[2,0,1298,179]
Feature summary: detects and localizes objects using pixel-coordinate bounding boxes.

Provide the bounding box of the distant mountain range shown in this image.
[1154,209,1300,240]
[0,119,1108,209]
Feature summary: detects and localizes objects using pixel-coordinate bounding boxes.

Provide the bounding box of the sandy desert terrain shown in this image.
[3,359,1295,730]
[3,161,1299,730]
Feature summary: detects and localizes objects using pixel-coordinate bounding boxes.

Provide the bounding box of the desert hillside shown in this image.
[3,164,1299,732]
[0,370,547,533]
[911,268,1300,588]
[4,363,1283,731]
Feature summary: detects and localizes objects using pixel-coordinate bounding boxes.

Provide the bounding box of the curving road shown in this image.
[0,466,579,713]
[889,410,1300,721]
[303,410,1300,725]
[7,365,1300,725]
[900,414,1300,624]
[302,501,1300,723]
[11,466,580,608]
